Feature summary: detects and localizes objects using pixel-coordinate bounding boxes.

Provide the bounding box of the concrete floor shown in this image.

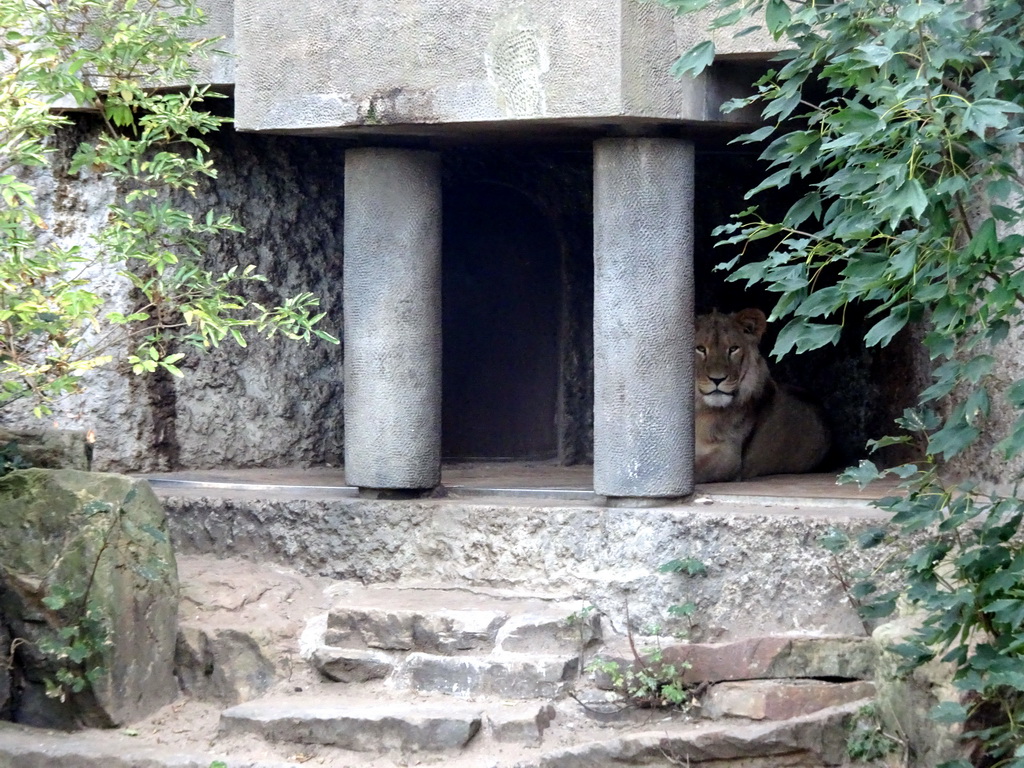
[140,461,899,505]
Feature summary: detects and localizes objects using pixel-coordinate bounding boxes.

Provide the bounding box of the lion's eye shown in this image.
[695,345,706,356]
[728,346,740,355]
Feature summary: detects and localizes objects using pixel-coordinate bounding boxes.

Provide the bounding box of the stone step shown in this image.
[397,652,579,699]
[323,584,600,656]
[592,634,878,691]
[526,699,870,768]
[219,695,484,752]
[702,679,877,720]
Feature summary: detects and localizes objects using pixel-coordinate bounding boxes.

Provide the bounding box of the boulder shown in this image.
[0,469,178,728]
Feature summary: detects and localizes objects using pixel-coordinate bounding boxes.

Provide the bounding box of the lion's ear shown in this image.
[734,308,767,340]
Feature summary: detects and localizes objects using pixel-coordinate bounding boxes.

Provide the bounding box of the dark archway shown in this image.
[442,181,561,460]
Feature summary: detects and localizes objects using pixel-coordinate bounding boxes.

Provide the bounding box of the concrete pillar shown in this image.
[593,138,695,501]
[343,148,441,492]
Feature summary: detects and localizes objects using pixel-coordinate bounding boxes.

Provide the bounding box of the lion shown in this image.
[694,308,831,483]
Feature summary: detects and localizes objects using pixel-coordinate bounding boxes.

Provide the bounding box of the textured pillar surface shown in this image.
[344,149,441,489]
[593,138,695,499]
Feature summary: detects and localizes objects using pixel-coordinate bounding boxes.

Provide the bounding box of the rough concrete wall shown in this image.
[2,110,346,472]
[165,115,346,471]
[234,0,712,132]
[593,138,695,498]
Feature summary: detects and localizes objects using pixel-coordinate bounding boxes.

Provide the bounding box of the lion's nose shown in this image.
[708,375,727,387]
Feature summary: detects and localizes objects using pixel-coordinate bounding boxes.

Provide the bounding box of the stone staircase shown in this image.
[0,558,882,767]
[0,480,899,767]
[218,584,595,755]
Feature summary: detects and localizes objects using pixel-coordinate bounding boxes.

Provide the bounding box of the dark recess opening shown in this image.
[442,180,562,460]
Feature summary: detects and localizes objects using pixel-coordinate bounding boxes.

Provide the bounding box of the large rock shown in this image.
[0,469,178,727]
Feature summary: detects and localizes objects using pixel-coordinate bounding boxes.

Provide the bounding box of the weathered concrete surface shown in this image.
[0,469,178,727]
[593,138,695,499]
[220,698,483,751]
[161,493,891,642]
[343,149,441,490]
[702,679,875,720]
[234,1,721,133]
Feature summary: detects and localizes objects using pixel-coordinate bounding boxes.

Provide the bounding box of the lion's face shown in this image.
[694,308,770,409]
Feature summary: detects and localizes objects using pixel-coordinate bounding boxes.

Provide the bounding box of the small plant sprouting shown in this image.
[846,704,903,764]
[659,556,708,637]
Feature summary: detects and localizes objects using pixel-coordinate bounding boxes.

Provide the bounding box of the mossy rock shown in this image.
[0,469,178,728]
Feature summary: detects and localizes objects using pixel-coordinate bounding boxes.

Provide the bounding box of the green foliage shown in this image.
[659,0,1024,763]
[846,704,903,764]
[0,439,29,476]
[660,555,707,636]
[587,650,696,710]
[0,0,337,417]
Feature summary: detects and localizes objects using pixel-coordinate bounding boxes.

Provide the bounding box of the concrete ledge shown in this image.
[159,493,891,641]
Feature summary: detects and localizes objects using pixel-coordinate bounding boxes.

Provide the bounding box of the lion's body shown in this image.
[694,308,831,483]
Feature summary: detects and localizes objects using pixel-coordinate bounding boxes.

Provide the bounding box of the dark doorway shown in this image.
[442,181,562,460]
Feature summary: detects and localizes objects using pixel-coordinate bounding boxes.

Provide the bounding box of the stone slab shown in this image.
[326,605,508,653]
[219,697,482,751]
[660,635,879,684]
[497,608,601,655]
[398,653,578,699]
[486,703,557,744]
[311,646,395,683]
[529,700,861,767]
[703,679,876,720]
[175,626,276,704]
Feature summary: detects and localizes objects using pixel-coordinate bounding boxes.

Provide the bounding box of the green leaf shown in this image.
[864,310,908,347]
[885,179,929,225]
[764,0,791,38]
[659,557,708,576]
[671,41,715,78]
[930,701,968,725]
